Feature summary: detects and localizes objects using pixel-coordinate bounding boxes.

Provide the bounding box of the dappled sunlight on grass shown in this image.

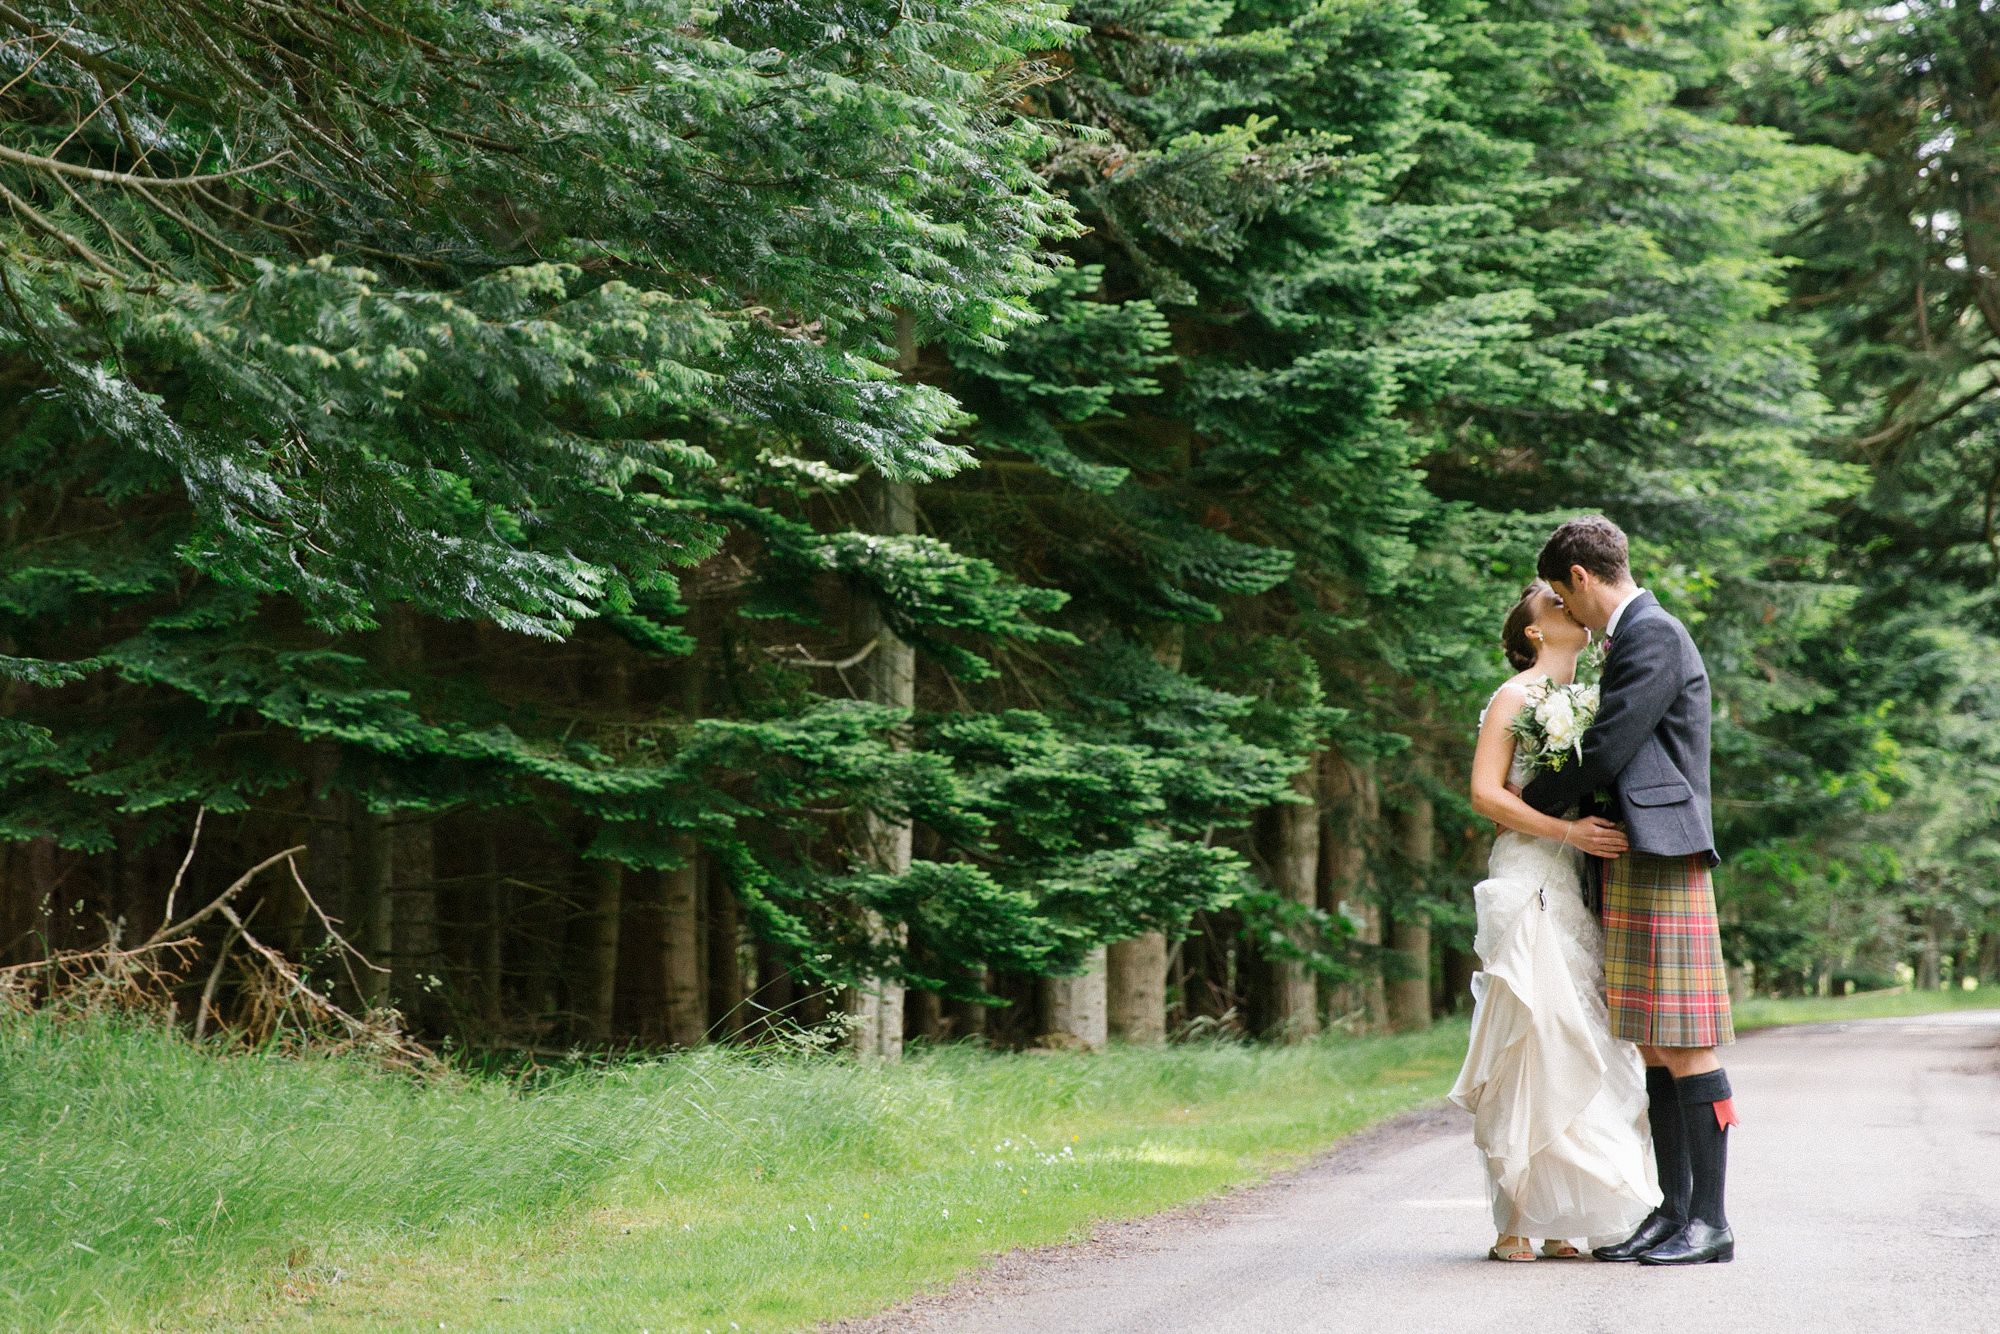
[1100,1141,1234,1169]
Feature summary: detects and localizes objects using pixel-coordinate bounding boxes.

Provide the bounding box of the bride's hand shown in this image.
[1567,817,1628,858]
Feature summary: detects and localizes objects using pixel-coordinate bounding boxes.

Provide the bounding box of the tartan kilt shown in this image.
[1601,851,1734,1048]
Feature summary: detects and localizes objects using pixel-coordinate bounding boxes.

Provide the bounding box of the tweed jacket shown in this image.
[1521,591,1718,864]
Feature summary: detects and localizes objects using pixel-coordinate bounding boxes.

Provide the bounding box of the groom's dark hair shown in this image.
[1537,515,1630,585]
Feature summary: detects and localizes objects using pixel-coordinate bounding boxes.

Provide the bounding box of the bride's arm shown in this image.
[1471,687,1573,841]
[1471,685,1628,858]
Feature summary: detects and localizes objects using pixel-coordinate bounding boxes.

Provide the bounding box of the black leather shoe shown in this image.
[1591,1210,1682,1262]
[1638,1218,1735,1265]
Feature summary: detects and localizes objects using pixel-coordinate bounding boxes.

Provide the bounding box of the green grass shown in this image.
[0,1012,1470,1332]
[0,1010,673,1331]
[1731,984,1996,1032]
[7,986,1992,1332]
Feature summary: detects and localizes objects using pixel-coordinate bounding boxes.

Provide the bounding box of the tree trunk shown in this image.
[302,741,352,979]
[1321,754,1385,1031]
[704,853,744,1040]
[1177,910,1238,1032]
[660,838,706,1046]
[907,986,944,1042]
[944,971,991,1041]
[1261,763,1322,1041]
[1386,785,1433,1033]
[374,607,442,1032]
[110,825,149,949]
[0,846,16,966]
[797,984,831,1030]
[1107,934,1168,1043]
[1107,624,1185,1042]
[751,932,798,1037]
[658,614,709,1048]
[388,812,439,1032]
[573,853,623,1043]
[572,653,632,1043]
[613,867,655,1040]
[1436,829,1479,1017]
[473,825,505,1033]
[261,825,311,960]
[841,433,915,1060]
[1441,944,1477,1017]
[1040,945,1108,1050]
[348,803,391,1011]
[1917,902,1944,991]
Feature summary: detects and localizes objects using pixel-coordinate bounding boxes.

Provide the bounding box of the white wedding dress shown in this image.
[1447,689,1661,1245]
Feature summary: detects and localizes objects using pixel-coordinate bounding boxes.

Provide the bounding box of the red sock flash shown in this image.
[1713,1096,1740,1131]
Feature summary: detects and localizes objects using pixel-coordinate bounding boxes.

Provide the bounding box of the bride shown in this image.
[1448,580,1661,1262]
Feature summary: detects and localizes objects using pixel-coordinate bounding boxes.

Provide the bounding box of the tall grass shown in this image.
[0,1010,669,1330]
[0,1011,1469,1331]
[19,990,1985,1330]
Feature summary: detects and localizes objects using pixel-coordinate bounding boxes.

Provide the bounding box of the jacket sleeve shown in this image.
[1520,617,1683,815]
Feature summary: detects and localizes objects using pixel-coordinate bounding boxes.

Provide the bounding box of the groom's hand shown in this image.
[1568,816,1629,859]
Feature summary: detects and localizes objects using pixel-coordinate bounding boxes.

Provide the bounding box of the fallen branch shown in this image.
[216,897,437,1073]
[286,854,386,1002]
[145,843,305,947]
[159,805,206,936]
[194,902,255,1040]
[4,844,441,1075]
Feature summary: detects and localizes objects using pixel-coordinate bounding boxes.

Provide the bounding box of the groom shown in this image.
[1517,516,1738,1266]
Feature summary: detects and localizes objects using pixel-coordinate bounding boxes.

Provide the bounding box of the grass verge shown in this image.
[1731,984,1995,1031]
[0,1012,1469,1332]
[6,987,1992,1332]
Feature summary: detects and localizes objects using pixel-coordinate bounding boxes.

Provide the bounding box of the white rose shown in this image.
[1534,693,1576,735]
[1545,718,1579,751]
[1575,684,1600,717]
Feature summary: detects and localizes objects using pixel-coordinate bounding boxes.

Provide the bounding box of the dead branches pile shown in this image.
[0,814,440,1074]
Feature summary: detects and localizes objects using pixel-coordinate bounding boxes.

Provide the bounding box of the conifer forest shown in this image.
[4,0,1998,1059]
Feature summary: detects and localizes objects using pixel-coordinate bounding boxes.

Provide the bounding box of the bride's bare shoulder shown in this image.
[1479,675,1536,728]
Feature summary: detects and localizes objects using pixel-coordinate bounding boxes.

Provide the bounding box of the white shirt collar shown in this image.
[1606,586,1648,639]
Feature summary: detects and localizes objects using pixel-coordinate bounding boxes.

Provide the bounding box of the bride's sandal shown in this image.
[1487,1235,1537,1262]
[1539,1239,1582,1259]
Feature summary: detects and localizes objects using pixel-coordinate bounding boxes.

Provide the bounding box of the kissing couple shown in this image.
[1448,515,1740,1266]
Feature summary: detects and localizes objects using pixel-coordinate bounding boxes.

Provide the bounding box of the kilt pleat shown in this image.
[1600,851,1734,1047]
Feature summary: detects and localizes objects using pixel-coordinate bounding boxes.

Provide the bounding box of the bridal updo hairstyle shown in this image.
[1537,514,1630,586]
[1502,580,1553,671]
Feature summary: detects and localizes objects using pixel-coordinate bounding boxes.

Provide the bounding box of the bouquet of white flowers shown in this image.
[1507,677,1601,775]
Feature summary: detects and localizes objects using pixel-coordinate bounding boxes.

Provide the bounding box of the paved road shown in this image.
[847,1012,2000,1334]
